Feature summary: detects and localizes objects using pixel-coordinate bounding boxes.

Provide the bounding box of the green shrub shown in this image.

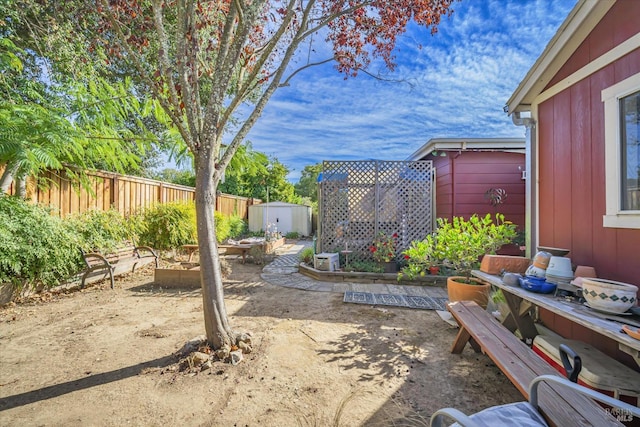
[398,235,438,280]
[246,230,265,238]
[343,260,383,273]
[285,231,300,239]
[214,211,231,243]
[227,215,247,239]
[435,213,516,281]
[138,202,197,250]
[66,209,133,252]
[0,196,82,292]
[298,247,314,265]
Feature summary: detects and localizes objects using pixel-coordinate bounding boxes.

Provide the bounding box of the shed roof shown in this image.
[505,0,615,115]
[250,201,310,208]
[407,137,525,161]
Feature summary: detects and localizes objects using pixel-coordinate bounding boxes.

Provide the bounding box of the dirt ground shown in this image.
[0,250,523,426]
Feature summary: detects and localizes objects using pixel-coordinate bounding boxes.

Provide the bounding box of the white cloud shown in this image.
[243,0,578,181]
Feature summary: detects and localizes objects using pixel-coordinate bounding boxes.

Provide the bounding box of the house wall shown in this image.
[431,152,525,229]
[535,1,640,371]
[536,5,640,286]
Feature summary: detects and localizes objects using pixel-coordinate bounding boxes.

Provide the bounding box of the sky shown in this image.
[238,0,578,182]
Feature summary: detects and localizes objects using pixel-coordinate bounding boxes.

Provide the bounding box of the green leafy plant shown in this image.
[343,260,384,273]
[285,231,300,239]
[214,211,231,243]
[369,232,398,263]
[398,235,438,280]
[298,247,315,265]
[137,202,197,250]
[491,289,506,304]
[0,196,82,294]
[66,209,134,252]
[435,213,517,283]
[227,214,247,239]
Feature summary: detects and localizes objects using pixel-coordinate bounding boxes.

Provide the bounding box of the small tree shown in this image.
[22,0,456,353]
[435,213,517,282]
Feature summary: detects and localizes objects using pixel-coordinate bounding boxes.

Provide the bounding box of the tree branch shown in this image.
[97,0,192,152]
[175,0,202,147]
[279,57,334,87]
[219,0,300,130]
[217,1,314,174]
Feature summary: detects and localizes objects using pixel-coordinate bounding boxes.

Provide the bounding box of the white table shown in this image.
[472,270,640,367]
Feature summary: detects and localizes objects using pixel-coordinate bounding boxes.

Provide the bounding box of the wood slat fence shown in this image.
[2,167,260,219]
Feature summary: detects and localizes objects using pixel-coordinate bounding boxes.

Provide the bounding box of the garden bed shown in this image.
[154,265,201,288]
[299,263,447,287]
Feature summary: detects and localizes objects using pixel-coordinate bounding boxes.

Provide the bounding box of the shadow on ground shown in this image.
[0,354,176,412]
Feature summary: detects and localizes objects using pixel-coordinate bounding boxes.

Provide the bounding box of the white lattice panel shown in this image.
[319,160,434,263]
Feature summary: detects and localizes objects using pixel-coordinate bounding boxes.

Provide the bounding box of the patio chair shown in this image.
[429,374,640,427]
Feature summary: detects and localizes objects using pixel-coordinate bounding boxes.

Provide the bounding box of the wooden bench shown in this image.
[80,242,159,289]
[181,244,199,262]
[448,300,623,426]
[218,244,259,264]
[181,243,263,263]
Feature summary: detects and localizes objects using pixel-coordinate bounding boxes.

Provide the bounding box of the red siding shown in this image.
[546,0,640,88]
[536,3,640,371]
[537,19,640,286]
[432,152,525,228]
[434,156,453,219]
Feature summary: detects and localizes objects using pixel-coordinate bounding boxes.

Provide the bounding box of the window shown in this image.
[602,72,640,229]
[620,91,639,211]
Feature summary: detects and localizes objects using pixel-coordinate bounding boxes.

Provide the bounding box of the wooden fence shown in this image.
[2,167,260,219]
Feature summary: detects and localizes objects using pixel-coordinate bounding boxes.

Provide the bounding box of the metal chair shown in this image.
[430,374,640,426]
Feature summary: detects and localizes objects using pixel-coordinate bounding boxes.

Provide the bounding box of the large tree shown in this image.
[294,162,322,203]
[21,0,455,352]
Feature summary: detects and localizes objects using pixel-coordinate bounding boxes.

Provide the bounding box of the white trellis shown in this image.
[318,160,434,263]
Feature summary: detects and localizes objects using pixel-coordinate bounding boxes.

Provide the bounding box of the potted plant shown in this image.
[435,213,517,308]
[369,231,399,273]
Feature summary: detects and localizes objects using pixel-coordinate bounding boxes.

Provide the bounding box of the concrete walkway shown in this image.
[261,241,448,299]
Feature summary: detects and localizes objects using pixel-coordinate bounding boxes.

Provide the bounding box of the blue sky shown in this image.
[242,0,578,182]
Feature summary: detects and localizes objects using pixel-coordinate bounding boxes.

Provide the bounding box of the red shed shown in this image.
[407,138,526,230]
[507,0,640,369]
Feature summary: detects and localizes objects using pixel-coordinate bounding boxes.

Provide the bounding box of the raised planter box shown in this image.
[0,283,14,305]
[153,268,201,289]
[263,237,286,253]
[299,263,446,287]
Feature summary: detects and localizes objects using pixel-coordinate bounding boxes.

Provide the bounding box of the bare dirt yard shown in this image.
[0,249,522,426]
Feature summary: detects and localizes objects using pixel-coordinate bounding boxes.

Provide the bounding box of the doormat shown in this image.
[343,292,448,311]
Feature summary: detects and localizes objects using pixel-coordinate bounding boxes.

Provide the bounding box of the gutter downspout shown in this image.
[512,111,536,258]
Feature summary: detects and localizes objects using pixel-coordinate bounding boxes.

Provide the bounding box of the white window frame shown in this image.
[601,72,640,229]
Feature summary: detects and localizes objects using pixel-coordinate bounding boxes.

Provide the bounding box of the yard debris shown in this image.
[238,341,252,354]
[179,335,207,356]
[230,350,244,365]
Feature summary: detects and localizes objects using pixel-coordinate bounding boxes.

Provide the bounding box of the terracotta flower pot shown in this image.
[446,276,491,309]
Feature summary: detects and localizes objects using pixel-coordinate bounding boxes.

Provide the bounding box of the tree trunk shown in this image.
[0,162,17,194]
[16,176,27,198]
[194,154,234,350]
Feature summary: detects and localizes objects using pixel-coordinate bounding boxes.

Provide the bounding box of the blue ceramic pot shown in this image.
[519,276,557,294]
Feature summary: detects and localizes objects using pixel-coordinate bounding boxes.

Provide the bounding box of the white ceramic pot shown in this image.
[546,256,573,278]
[582,278,638,314]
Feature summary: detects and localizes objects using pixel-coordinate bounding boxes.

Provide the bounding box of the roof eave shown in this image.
[506,0,615,115]
[407,138,526,160]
